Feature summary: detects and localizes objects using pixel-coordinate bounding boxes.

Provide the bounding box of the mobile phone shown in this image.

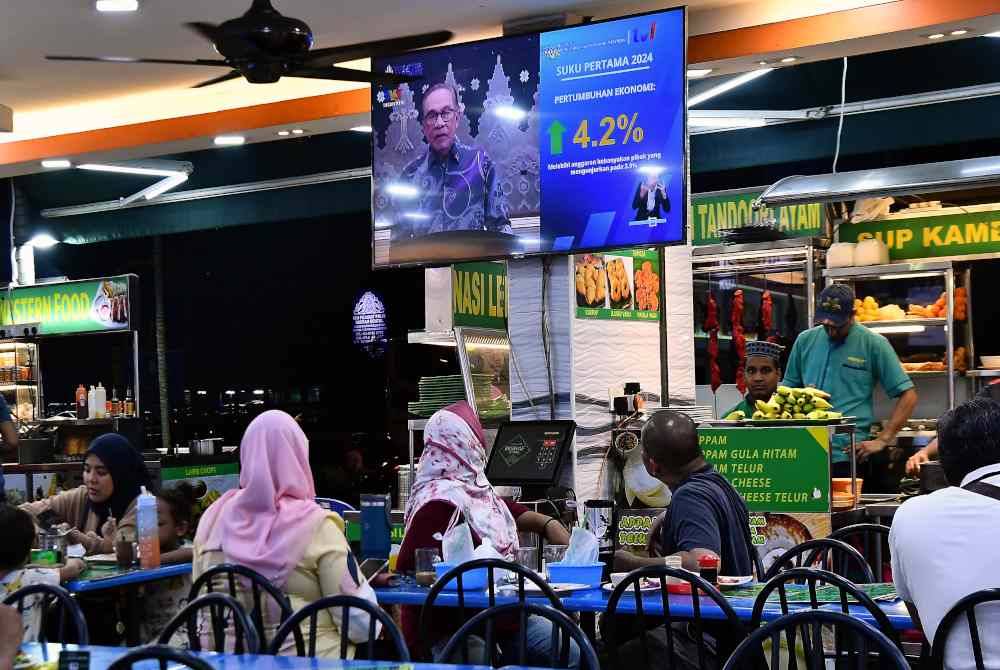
[359,558,388,583]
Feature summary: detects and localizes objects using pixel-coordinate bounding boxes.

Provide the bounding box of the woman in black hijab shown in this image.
[21,433,149,555]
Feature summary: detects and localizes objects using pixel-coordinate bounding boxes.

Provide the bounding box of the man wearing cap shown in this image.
[723,340,784,419]
[783,284,918,476]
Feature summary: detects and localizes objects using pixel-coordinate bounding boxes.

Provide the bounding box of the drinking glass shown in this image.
[415,548,440,587]
[514,546,538,573]
[543,544,568,578]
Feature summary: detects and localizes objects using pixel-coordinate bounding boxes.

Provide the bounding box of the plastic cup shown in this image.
[415,548,440,587]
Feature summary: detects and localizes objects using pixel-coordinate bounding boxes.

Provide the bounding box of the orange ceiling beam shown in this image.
[2,0,998,167]
[689,0,1000,63]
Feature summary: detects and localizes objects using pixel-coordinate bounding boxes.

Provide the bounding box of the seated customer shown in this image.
[891,397,1000,669]
[397,401,574,665]
[20,433,147,555]
[194,410,380,657]
[0,505,86,641]
[138,482,198,644]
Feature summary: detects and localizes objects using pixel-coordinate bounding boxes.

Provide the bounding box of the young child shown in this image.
[0,505,86,641]
[137,482,198,645]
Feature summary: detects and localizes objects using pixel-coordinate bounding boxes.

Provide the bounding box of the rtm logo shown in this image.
[629,22,656,43]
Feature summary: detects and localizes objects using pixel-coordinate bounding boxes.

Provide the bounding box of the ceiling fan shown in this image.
[46,0,451,88]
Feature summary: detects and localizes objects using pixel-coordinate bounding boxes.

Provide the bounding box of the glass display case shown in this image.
[0,341,41,424]
[692,239,826,416]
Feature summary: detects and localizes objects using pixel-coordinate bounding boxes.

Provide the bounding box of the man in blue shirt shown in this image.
[783,284,918,476]
[0,394,18,501]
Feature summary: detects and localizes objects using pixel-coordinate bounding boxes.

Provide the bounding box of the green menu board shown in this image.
[698,426,831,513]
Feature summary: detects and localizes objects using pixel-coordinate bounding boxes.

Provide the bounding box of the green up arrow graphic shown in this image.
[547,120,567,155]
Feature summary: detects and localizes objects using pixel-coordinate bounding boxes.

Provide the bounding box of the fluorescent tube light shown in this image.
[689,117,766,129]
[687,69,712,78]
[688,68,772,108]
[350,126,373,133]
[77,163,185,177]
[868,325,926,334]
[27,234,59,249]
[40,159,71,169]
[96,0,138,11]
[213,135,246,146]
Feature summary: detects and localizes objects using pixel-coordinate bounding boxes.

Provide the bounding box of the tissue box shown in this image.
[547,562,603,587]
[434,562,488,591]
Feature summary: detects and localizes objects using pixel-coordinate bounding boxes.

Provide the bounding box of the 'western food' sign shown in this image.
[843,209,1000,260]
[452,262,507,329]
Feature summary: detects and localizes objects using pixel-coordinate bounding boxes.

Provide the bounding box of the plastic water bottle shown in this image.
[136,486,160,569]
[94,383,107,419]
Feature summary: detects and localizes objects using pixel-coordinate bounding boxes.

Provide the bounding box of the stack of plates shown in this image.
[408,375,497,417]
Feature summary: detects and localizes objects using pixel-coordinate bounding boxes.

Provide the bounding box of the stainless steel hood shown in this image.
[755,155,1000,208]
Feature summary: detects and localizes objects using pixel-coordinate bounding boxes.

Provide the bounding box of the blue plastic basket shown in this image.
[547,562,604,587]
[434,562,489,591]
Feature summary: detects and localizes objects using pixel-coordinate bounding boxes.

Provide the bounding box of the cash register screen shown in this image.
[485,420,576,486]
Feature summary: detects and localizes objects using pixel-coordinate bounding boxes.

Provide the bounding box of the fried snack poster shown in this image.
[574,248,659,321]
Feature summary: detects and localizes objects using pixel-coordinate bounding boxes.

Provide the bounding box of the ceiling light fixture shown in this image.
[686,68,713,78]
[757,60,769,66]
[214,135,246,146]
[927,33,945,39]
[350,125,373,133]
[40,159,71,169]
[291,129,305,135]
[95,0,138,11]
[950,29,969,36]
[985,31,1000,37]
[780,56,798,63]
[688,68,773,108]
[27,234,60,249]
[689,117,767,129]
[77,163,184,177]
[277,130,290,136]
[77,160,192,203]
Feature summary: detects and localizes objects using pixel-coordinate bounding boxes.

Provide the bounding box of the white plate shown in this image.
[717,575,754,588]
[498,582,594,595]
[602,580,662,594]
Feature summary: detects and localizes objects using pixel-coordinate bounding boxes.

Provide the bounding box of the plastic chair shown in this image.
[723,610,909,670]
[3,583,88,645]
[315,497,357,515]
[750,567,898,646]
[269,594,409,661]
[437,601,599,670]
[763,537,875,583]
[931,587,1000,670]
[189,563,295,651]
[157,592,260,654]
[107,645,214,670]
[419,558,564,659]
[603,564,745,670]
[829,523,891,580]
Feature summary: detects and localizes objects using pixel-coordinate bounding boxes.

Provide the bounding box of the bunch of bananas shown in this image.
[751,386,842,421]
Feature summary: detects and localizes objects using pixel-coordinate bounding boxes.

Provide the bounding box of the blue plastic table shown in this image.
[374,579,914,630]
[65,562,192,593]
[20,643,491,669]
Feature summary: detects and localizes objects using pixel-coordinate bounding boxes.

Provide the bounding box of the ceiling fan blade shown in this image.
[184,21,221,43]
[302,30,453,68]
[184,21,263,60]
[286,65,417,86]
[191,70,244,88]
[46,55,228,67]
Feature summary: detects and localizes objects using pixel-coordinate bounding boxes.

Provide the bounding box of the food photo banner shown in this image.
[575,248,660,321]
[371,8,686,267]
[0,275,134,335]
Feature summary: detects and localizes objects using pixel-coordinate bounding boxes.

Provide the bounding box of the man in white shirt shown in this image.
[890,397,1000,670]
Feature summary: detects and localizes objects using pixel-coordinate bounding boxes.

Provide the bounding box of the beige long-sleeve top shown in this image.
[20,486,138,552]
[192,512,380,658]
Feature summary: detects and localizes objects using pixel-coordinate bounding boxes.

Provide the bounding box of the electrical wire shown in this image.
[509,338,535,409]
[832,57,848,174]
[541,258,556,421]
[6,179,15,324]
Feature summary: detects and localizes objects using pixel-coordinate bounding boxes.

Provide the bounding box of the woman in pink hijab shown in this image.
[193,410,381,656]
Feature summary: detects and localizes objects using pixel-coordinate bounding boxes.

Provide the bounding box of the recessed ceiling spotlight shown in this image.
[950,29,969,36]
[95,0,138,11]
[927,33,946,39]
[40,159,72,169]
[277,130,290,136]
[757,60,769,67]
[291,128,305,135]
[780,56,798,63]
[213,135,245,146]
[350,125,373,132]
[686,69,713,79]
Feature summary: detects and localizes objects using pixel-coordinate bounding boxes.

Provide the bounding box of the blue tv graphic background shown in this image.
[538,9,685,251]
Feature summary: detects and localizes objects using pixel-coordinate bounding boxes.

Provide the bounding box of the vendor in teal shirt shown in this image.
[723,340,784,419]
[783,284,918,476]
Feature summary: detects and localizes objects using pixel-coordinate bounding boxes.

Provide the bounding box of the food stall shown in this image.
[0,275,145,502]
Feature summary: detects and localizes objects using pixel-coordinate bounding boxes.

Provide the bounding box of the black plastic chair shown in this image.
[3,583,88,645]
[189,563,295,651]
[750,567,898,647]
[107,645,214,670]
[931,587,1000,670]
[419,558,564,659]
[604,565,746,670]
[269,594,408,661]
[437,601,599,669]
[764,537,876,583]
[830,523,891,581]
[157,592,260,654]
[723,610,909,670]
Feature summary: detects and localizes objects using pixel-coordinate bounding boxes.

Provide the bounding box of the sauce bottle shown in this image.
[125,387,135,418]
[136,486,160,569]
[698,554,719,585]
[75,385,87,420]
